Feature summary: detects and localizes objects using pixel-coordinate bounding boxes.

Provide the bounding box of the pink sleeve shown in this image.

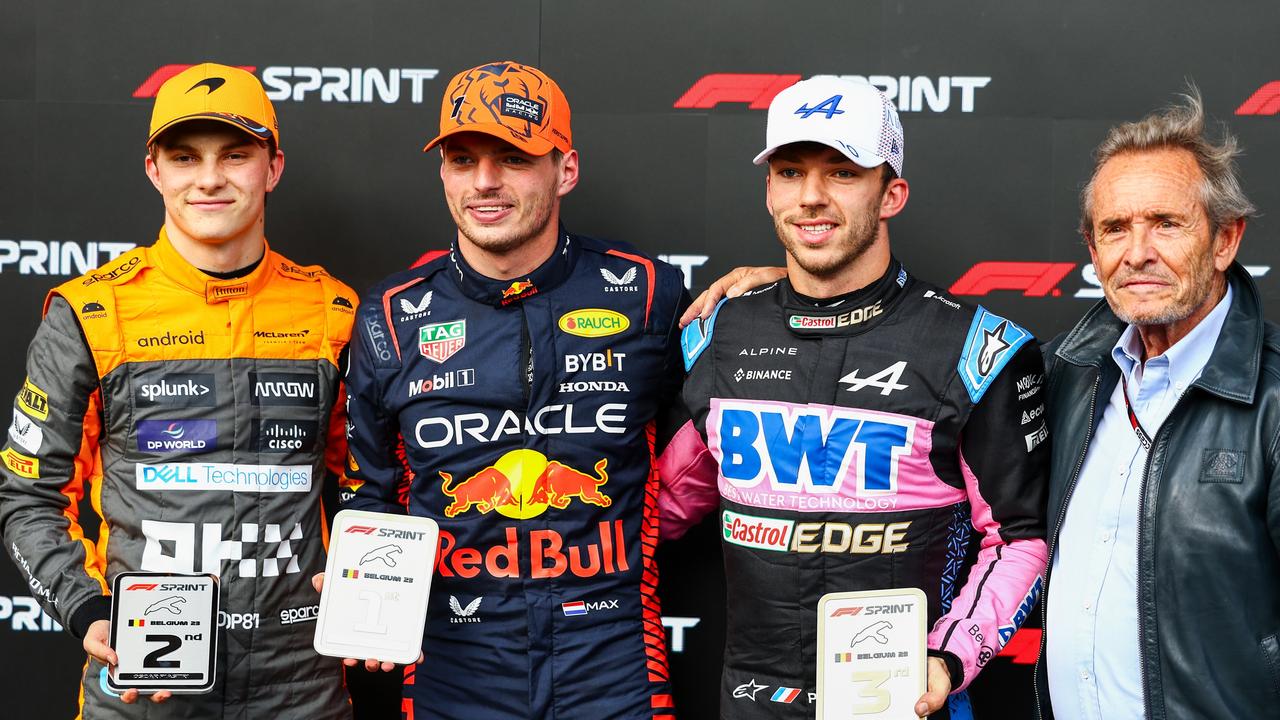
[925,451,1048,691]
[656,419,721,541]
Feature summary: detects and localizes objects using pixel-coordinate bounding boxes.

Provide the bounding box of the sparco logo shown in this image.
[279,605,319,625]
[250,373,319,406]
[0,240,135,276]
[136,374,216,406]
[133,64,440,104]
[674,73,991,112]
[363,316,393,362]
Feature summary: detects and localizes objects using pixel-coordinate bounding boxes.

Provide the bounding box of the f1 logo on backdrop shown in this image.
[951,261,1271,299]
[1237,81,1280,115]
[133,63,440,104]
[675,73,991,112]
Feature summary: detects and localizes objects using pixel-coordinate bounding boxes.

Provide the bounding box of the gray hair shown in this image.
[1079,87,1256,242]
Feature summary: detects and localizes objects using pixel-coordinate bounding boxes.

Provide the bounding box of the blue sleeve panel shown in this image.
[957,306,1034,404]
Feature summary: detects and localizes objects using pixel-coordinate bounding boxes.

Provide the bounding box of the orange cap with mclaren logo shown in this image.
[423,60,572,156]
[147,63,279,148]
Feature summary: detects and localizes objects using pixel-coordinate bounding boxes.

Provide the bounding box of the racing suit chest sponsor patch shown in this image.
[721,510,911,554]
[708,398,965,514]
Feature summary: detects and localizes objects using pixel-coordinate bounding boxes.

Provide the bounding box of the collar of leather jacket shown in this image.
[1054,261,1263,405]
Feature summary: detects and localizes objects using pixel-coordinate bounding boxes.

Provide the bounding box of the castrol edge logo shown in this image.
[558,309,629,338]
[722,510,793,551]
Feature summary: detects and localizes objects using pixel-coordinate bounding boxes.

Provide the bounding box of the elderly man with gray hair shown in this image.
[1036,90,1277,719]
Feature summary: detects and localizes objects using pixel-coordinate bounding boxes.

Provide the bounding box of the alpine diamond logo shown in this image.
[601,267,639,293]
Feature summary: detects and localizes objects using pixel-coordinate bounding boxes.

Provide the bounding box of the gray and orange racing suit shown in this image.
[658,260,1049,719]
[0,228,354,719]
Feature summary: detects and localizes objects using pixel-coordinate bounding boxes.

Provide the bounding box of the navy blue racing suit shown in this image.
[342,229,688,719]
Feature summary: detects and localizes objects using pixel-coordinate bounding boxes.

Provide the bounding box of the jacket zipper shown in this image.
[519,305,532,408]
[1134,387,1190,720]
[1034,373,1100,719]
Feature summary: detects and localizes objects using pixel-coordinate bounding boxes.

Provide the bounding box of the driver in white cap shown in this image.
[658,77,1049,719]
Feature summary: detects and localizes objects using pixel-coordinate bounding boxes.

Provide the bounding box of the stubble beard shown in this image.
[774,197,880,278]
[1106,245,1220,327]
[454,190,556,255]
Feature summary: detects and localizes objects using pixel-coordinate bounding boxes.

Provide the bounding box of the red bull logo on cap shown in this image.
[439,449,612,519]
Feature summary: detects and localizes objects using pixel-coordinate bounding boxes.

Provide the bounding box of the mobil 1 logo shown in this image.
[108,572,218,694]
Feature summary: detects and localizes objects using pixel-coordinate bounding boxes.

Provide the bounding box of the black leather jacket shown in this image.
[1034,263,1280,719]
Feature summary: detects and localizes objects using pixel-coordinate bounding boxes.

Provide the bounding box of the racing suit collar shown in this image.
[152,226,275,304]
[447,228,577,308]
[781,257,909,336]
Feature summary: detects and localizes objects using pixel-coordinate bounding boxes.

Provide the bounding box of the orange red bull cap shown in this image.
[423,60,572,157]
[147,63,279,149]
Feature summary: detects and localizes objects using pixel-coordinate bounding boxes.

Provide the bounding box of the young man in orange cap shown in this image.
[0,63,355,718]
[339,60,689,719]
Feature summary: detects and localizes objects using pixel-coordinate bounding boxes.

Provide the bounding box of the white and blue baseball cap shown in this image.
[752,76,904,178]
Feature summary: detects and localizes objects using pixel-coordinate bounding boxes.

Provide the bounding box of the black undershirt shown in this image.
[200,255,263,280]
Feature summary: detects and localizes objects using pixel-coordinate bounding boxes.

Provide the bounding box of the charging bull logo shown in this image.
[440,449,612,519]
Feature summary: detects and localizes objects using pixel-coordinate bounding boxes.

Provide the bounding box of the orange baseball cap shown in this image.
[423,61,572,156]
[147,63,279,148]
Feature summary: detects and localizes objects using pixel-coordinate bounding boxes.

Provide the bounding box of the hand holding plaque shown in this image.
[313,510,439,665]
[817,588,927,719]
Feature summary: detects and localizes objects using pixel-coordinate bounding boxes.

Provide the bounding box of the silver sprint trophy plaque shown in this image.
[313,509,439,664]
[108,572,219,694]
[817,588,927,719]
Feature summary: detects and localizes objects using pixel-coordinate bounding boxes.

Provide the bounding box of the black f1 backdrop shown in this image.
[3,1,1279,718]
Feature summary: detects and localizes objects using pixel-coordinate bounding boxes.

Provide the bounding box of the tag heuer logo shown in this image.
[419,320,465,363]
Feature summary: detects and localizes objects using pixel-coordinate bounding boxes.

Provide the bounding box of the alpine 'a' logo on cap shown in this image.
[188,77,226,94]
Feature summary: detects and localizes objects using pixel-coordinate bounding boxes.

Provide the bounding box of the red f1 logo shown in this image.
[132,64,257,98]
[1237,81,1280,116]
[950,262,1076,297]
[125,583,158,591]
[345,525,377,535]
[673,73,802,110]
[829,607,864,617]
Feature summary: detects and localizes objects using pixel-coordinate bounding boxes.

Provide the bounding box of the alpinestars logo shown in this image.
[675,73,991,112]
[733,679,768,701]
[134,64,440,104]
[978,322,1012,375]
[601,267,638,292]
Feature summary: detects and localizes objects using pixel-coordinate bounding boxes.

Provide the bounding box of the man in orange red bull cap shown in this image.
[339,60,690,719]
[0,62,355,718]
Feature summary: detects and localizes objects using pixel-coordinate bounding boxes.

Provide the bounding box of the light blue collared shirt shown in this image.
[1045,285,1233,720]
